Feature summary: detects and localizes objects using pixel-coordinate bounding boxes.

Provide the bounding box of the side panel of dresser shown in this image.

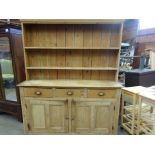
[113,89,121,134]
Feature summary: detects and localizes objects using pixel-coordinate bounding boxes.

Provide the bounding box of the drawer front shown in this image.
[23,88,53,97]
[55,89,84,97]
[87,89,116,98]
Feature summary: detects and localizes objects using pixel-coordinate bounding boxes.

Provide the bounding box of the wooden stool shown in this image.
[121,86,146,134]
[137,87,155,134]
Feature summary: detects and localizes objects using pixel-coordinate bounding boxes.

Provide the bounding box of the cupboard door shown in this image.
[46,100,68,133]
[71,99,115,134]
[24,98,47,133]
[24,98,69,133]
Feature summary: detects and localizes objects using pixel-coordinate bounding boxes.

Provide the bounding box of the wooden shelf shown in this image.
[21,19,124,24]
[17,80,123,88]
[24,47,120,50]
[26,67,118,71]
[124,105,150,114]
[23,20,122,81]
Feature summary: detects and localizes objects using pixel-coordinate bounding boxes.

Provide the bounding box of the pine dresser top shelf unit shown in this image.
[21,19,123,81]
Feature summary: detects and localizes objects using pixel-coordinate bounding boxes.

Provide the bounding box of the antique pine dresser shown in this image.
[18,19,123,134]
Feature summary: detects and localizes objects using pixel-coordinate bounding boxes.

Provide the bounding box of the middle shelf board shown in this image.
[26,67,118,70]
[24,47,120,50]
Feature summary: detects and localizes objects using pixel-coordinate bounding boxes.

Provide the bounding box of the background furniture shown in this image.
[18,19,123,134]
[137,87,155,134]
[125,69,155,87]
[0,24,25,121]
[121,86,146,134]
[149,49,155,69]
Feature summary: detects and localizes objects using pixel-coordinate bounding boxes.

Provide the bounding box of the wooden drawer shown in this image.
[23,88,53,97]
[55,89,84,97]
[87,89,116,98]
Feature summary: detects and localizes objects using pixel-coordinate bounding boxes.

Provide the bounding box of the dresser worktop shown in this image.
[17,80,122,88]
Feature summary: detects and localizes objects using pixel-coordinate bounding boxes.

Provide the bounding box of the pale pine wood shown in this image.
[71,99,115,134]
[92,25,102,48]
[19,86,121,134]
[46,100,68,133]
[101,25,111,48]
[110,24,121,47]
[22,24,29,80]
[21,19,124,24]
[115,23,123,81]
[87,89,116,98]
[149,50,155,69]
[137,89,155,135]
[113,89,121,134]
[121,86,147,134]
[70,50,83,79]
[19,88,28,133]
[82,50,92,79]
[65,25,74,48]
[24,47,120,49]
[91,50,101,79]
[74,25,83,48]
[22,98,68,133]
[83,25,93,48]
[23,88,53,97]
[55,89,85,98]
[25,99,48,133]
[19,20,123,134]
[18,80,122,88]
[26,66,117,70]
[23,23,121,80]
[57,49,66,79]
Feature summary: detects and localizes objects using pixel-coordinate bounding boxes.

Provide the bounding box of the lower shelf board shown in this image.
[26,67,118,71]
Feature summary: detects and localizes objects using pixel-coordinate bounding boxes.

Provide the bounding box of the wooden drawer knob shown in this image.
[67,91,73,96]
[35,91,42,95]
[98,92,105,96]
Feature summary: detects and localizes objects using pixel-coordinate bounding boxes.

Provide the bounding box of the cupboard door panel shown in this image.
[24,99,47,133]
[32,104,46,128]
[71,99,115,134]
[71,102,92,133]
[47,100,68,133]
[24,98,69,133]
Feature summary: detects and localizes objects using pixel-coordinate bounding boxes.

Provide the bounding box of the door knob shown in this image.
[67,91,73,96]
[35,91,42,95]
[98,92,105,96]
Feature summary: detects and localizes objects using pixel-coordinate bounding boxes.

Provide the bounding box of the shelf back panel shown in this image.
[23,24,122,48]
[27,70,116,81]
[26,49,119,68]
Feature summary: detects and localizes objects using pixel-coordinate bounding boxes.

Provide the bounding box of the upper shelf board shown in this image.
[21,19,124,24]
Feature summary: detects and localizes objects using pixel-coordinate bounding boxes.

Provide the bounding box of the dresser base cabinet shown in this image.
[19,80,122,134]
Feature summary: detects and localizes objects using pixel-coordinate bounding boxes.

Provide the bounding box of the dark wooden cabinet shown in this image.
[0,24,25,121]
[125,69,155,87]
